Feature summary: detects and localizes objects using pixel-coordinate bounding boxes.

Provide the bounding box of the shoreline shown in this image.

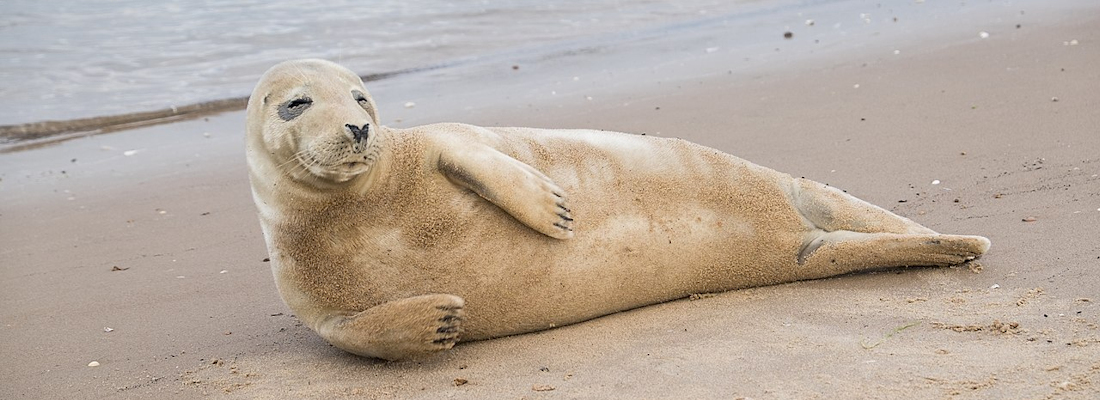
[0,65,448,152]
[2,1,1099,399]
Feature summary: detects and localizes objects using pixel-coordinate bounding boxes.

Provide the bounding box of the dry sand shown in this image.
[2,3,1099,399]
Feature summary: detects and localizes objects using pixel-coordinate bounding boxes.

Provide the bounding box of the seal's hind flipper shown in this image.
[797,230,990,276]
[788,177,990,274]
[789,178,936,235]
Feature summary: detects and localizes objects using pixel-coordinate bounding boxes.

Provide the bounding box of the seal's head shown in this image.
[247,59,381,183]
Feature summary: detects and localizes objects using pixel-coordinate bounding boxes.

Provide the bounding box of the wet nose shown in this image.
[346,123,370,143]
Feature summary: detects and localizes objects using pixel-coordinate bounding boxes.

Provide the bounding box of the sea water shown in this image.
[0,0,755,127]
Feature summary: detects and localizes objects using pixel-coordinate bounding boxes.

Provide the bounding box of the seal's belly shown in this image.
[334,130,810,337]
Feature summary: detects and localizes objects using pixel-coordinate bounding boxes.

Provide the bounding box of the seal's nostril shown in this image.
[346,123,370,144]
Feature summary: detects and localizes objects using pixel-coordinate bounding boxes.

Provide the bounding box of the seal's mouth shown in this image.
[290,150,368,182]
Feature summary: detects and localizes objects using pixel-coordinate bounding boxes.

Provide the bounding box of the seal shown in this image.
[246,59,991,360]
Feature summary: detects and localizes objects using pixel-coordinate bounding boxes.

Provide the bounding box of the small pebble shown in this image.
[705,47,719,53]
[990,284,1000,289]
[1051,97,1059,102]
[979,31,989,39]
[453,378,468,386]
[403,102,416,108]
[931,180,941,185]
[893,50,901,55]
[532,385,556,392]
[853,84,860,89]
[805,19,815,26]
[88,361,100,367]
[103,327,114,332]
[783,31,793,39]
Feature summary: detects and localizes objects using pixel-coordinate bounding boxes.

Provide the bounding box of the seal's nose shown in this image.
[346,123,370,145]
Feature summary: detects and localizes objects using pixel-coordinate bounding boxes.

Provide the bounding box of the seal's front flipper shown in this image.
[315,294,465,361]
[438,143,574,240]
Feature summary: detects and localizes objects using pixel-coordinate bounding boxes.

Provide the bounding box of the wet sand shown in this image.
[2,3,1099,399]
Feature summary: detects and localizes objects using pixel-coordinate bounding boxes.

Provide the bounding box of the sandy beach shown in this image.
[2,1,1098,399]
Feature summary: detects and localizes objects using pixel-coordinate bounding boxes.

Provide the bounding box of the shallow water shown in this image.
[0,0,758,127]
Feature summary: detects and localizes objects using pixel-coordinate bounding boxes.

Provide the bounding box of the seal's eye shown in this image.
[352,90,370,106]
[278,97,313,121]
[352,90,376,121]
